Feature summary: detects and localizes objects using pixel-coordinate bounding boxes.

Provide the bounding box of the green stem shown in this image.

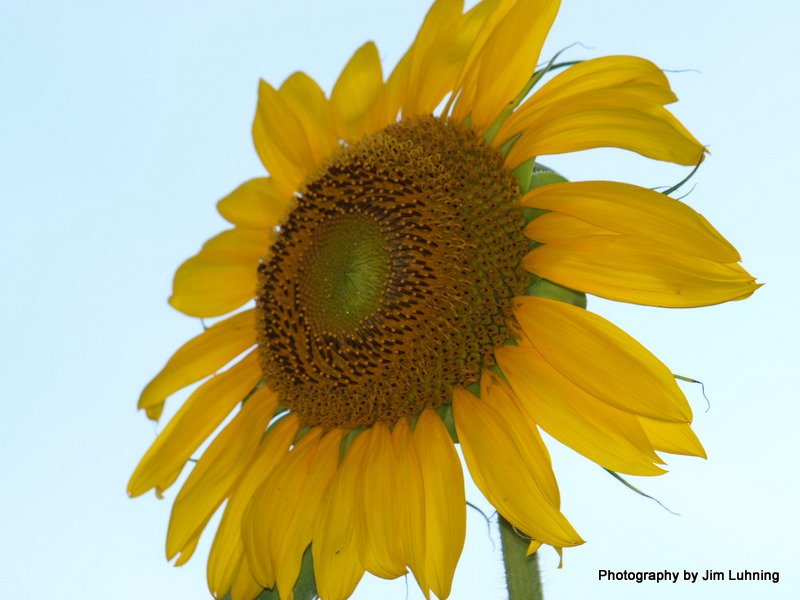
[499,515,543,600]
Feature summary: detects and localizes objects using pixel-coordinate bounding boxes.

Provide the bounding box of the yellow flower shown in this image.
[128,1,759,599]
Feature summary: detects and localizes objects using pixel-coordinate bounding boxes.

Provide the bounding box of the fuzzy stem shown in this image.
[499,514,543,600]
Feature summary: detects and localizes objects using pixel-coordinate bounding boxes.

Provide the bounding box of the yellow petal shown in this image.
[241,429,322,590]
[481,371,559,505]
[207,415,300,598]
[384,0,473,123]
[401,0,496,118]
[506,103,704,169]
[154,468,180,499]
[384,50,412,123]
[496,344,666,475]
[521,181,741,262]
[523,235,760,307]
[128,351,261,498]
[173,534,199,567]
[391,417,429,597]
[252,80,317,195]
[166,386,279,562]
[497,56,704,167]
[331,42,386,141]
[274,430,346,600]
[217,177,292,230]
[453,0,560,132]
[413,408,465,600]
[229,562,263,600]
[508,105,702,169]
[279,72,340,164]
[640,417,707,458]
[499,55,679,141]
[513,296,692,422]
[525,211,615,243]
[138,309,256,420]
[448,0,517,122]
[313,433,367,600]
[527,540,544,556]
[169,228,270,318]
[356,424,407,579]
[243,428,344,598]
[453,384,583,547]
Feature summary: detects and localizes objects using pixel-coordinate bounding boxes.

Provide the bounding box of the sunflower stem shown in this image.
[499,515,544,600]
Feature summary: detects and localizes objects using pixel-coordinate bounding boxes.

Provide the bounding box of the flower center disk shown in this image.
[256,116,527,429]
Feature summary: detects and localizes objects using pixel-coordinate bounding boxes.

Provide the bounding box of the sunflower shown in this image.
[128,1,759,599]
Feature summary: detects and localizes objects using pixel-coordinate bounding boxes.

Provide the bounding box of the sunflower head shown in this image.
[129,1,759,599]
[256,115,528,429]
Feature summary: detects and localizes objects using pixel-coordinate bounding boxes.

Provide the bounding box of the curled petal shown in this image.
[166,386,279,562]
[499,55,680,141]
[506,104,704,169]
[138,309,256,420]
[128,352,261,498]
[498,56,704,167]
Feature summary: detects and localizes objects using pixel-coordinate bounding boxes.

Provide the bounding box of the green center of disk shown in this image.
[299,213,390,335]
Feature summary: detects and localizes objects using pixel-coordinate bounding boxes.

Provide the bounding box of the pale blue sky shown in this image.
[2,1,798,599]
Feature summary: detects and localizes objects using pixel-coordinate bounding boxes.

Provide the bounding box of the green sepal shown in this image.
[514,160,568,197]
[253,587,280,600]
[222,547,317,600]
[525,277,587,309]
[488,361,514,382]
[482,49,583,146]
[604,469,678,515]
[435,403,458,443]
[512,157,537,193]
[339,426,365,463]
[660,158,703,196]
[528,168,567,190]
[674,373,710,410]
[292,545,318,600]
[521,207,548,225]
[260,410,289,443]
[240,379,265,406]
[293,425,313,445]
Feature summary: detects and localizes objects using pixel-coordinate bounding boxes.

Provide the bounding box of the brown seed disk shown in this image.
[256,115,527,429]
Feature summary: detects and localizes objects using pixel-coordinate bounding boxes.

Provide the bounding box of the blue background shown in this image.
[1,1,796,598]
